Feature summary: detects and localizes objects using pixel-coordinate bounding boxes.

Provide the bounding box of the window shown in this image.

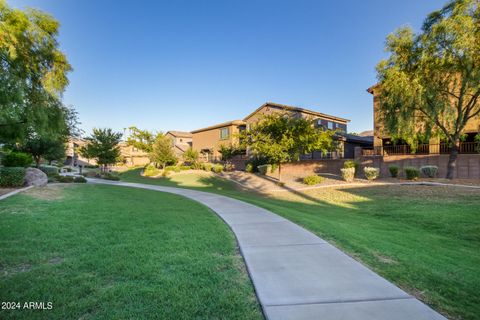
[220,127,230,140]
[327,121,334,130]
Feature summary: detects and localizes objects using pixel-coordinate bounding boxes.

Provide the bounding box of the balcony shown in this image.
[362,142,480,156]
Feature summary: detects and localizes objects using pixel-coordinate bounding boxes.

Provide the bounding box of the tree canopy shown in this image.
[150,134,177,168]
[240,113,335,180]
[126,126,156,153]
[82,128,122,171]
[0,1,72,144]
[376,0,480,178]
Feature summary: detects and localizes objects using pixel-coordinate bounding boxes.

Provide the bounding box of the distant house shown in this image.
[165,131,193,157]
[191,121,246,162]
[65,138,150,167]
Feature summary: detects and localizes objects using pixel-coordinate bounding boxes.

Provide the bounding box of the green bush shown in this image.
[212,164,224,173]
[102,173,120,181]
[73,176,87,183]
[257,164,271,175]
[245,156,267,173]
[343,160,359,171]
[0,167,26,187]
[57,175,75,183]
[388,165,399,178]
[179,165,192,170]
[245,163,254,173]
[364,167,380,180]
[224,163,235,171]
[165,165,180,173]
[303,175,324,185]
[201,163,213,172]
[2,152,32,167]
[340,167,355,182]
[144,165,161,177]
[39,165,59,176]
[420,165,438,178]
[405,167,420,180]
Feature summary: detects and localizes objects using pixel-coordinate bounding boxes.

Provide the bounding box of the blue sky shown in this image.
[10,0,445,136]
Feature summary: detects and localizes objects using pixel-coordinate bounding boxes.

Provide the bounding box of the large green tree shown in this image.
[82,128,122,172]
[150,134,177,169]
[0,1,72,144]
[126,126,156,153]
[241,113,335,181]
[23,135,66,167]
[376,0,480,179]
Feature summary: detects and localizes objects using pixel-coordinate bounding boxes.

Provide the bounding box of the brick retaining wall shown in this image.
[267,154,480,179]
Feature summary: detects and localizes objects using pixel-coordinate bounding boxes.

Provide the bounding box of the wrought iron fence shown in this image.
[362,142,480,156]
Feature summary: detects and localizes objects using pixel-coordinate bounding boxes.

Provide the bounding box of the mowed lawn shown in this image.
[121,169,480,320]
[0,184,262,320]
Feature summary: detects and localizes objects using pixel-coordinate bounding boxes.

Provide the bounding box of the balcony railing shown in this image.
[362,142,480,156]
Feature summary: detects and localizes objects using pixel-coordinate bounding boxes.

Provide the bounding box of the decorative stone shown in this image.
[25,167,48,187]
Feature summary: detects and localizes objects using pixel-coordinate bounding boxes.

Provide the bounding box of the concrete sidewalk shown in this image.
[89,179,446,320]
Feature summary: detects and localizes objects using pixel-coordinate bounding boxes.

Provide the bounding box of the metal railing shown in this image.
[362,142,480,156]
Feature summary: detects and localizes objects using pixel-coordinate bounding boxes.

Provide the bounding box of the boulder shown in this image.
[25,167,48,187]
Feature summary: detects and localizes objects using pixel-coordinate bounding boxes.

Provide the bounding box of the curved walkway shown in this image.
[89,179,445,320]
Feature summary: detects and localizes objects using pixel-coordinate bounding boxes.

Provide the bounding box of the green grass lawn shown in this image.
[120,169,480,320]
[0,184,262,320]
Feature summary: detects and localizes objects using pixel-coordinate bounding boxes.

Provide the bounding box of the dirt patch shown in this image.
[0,188,16,196]
[48,257,64,265]
[373,252,398,265]
[24,184,70,200]
[1,263,32,277]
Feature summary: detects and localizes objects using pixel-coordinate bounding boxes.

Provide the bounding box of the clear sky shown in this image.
[10,0,445,136]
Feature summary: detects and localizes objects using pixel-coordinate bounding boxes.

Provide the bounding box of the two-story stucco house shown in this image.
[191,120,246,161]
[191,102,370,162]
[367,84,480,155]
[165,131,193,157]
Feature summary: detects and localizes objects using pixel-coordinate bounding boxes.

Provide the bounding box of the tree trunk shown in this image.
[35,157,40,168]
[278,163,282,182]
[446,140,459,179]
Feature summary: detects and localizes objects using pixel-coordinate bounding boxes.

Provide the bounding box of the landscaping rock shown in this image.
[25,168,48,187]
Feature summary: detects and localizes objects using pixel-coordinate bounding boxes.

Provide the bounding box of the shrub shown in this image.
[388,165,399,178]
[39,165,59,176]
[420,165,438,178]
[343,160,359,171]
[245,163,254,173]
[144,165,161,177]
[73,176,87,183]
[201,163,213,172]
[57,175,75,183]
[224,163,235,172]
[340,167,355,182]
[179,165,192,171]
[102,173,120,181]
[245,156,268,173]
[405,167,420,180]
[0,167,26,187]
[165,165,180,173]
[257,164,271,175]
[2,152,32,167]
[212,164,224,173]
[364,167,380,180]
[303,175,324,185]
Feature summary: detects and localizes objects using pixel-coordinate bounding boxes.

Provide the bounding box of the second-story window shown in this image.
[327,121,334,130]
[220,127,230,140]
